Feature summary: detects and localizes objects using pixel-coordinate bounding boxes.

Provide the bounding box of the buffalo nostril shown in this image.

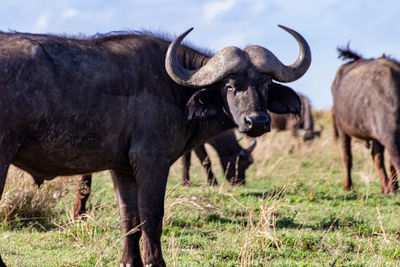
[244,116,253,127]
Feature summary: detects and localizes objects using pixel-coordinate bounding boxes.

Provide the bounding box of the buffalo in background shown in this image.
[270,92,322,142]
[181,130,256,186]
[331,46,399,194]
[0,25,310,266]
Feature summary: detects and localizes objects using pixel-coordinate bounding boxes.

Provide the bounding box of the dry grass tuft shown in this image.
[0,166,74,227]
[163,184,223,225]
[239,189,285,266]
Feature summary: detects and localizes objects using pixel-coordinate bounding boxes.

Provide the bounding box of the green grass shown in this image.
[1,110,400,266]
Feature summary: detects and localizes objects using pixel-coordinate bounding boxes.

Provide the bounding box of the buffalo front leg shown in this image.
[371,141,390,194]
[0,133,24,267]
[0,158,10,267]
[73,174,92,218]
[181,151,192,186]
[339,133,353,191]
[112,171,143,267]
[194,145,217,186]
[136,162,169,267]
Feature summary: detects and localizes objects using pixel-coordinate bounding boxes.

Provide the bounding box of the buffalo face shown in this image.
[165,26,311,138]
[220,72,271,137]
[220,72,302,137]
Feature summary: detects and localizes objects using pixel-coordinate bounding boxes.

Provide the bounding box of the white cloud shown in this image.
[203,0,237,22]
[62,8,78,19]
[33,14,49,32]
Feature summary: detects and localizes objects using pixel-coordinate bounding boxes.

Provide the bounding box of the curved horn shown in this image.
[245,25,311,83]
[313,125,324,136]
[165,28,249,88]
[240,140,257,157]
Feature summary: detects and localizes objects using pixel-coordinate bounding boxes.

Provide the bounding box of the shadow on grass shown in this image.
[239,187,286,199]
[0,217,57,232]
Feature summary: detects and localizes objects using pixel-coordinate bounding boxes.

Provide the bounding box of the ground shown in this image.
[1,110,400,266]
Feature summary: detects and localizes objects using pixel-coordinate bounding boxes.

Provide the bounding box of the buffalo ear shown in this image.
[186,88,222,121]
[267,82,301,115]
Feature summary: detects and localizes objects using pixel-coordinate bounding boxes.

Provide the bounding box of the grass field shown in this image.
[1,110,400,266]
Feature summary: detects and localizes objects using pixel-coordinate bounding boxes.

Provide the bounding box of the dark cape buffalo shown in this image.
[0,25,311,266]
[332,47,399,194]
[181,130,256,186]
[270,93,322,141]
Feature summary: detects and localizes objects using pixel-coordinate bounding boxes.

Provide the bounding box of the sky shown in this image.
[0,0,399,109]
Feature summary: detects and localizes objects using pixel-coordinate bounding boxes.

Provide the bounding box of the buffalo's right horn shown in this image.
[314,125,324,136]
[165,28,249,88]
[245,25,311,83]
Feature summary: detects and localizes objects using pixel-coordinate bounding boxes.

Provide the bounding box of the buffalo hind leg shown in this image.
[181,151,192,186]
[194,145,217,186]
[339,132,353,191]
[73,174,92,218]
[384,139,400,192]
[389,162,399,192]
[371,140,390,194]
[112,170,143,267]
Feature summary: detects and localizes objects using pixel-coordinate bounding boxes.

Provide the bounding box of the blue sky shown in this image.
[1,0,399,109]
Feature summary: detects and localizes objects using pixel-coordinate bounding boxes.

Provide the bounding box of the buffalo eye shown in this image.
[225,84,235,93]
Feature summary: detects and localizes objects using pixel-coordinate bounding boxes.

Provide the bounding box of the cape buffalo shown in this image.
[0,25,310,266]
[332,47,399,194]
[270,93,322,141]
[181,130,256,186]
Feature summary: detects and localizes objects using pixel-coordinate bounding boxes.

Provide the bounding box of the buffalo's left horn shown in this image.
[245,25,311,83]
[240,140,257,157]
[165,28,249,88]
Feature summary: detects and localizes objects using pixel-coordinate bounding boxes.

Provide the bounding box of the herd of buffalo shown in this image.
[0,24,398,266]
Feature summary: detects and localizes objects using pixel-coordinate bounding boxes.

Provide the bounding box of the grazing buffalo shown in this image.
[181,130,256,186]
[0,25,310,266]
[270,93,322,141]
[331,47,399,194]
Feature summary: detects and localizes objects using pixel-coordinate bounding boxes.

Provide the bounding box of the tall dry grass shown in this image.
[239,188,285,267]
[0,166,75,227]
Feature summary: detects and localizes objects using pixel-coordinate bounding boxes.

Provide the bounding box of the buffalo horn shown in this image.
[165,28,249,87]
[314,125,324,136]
[240,140,257,157]
[245,25,311,83]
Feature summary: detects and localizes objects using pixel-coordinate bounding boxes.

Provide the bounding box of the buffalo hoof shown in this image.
[381,187,390,195]
[343,184,352,191]
[230,180,245,186]
[181,180,193,187]
[208,179,218,186]
[73,211,88,220]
